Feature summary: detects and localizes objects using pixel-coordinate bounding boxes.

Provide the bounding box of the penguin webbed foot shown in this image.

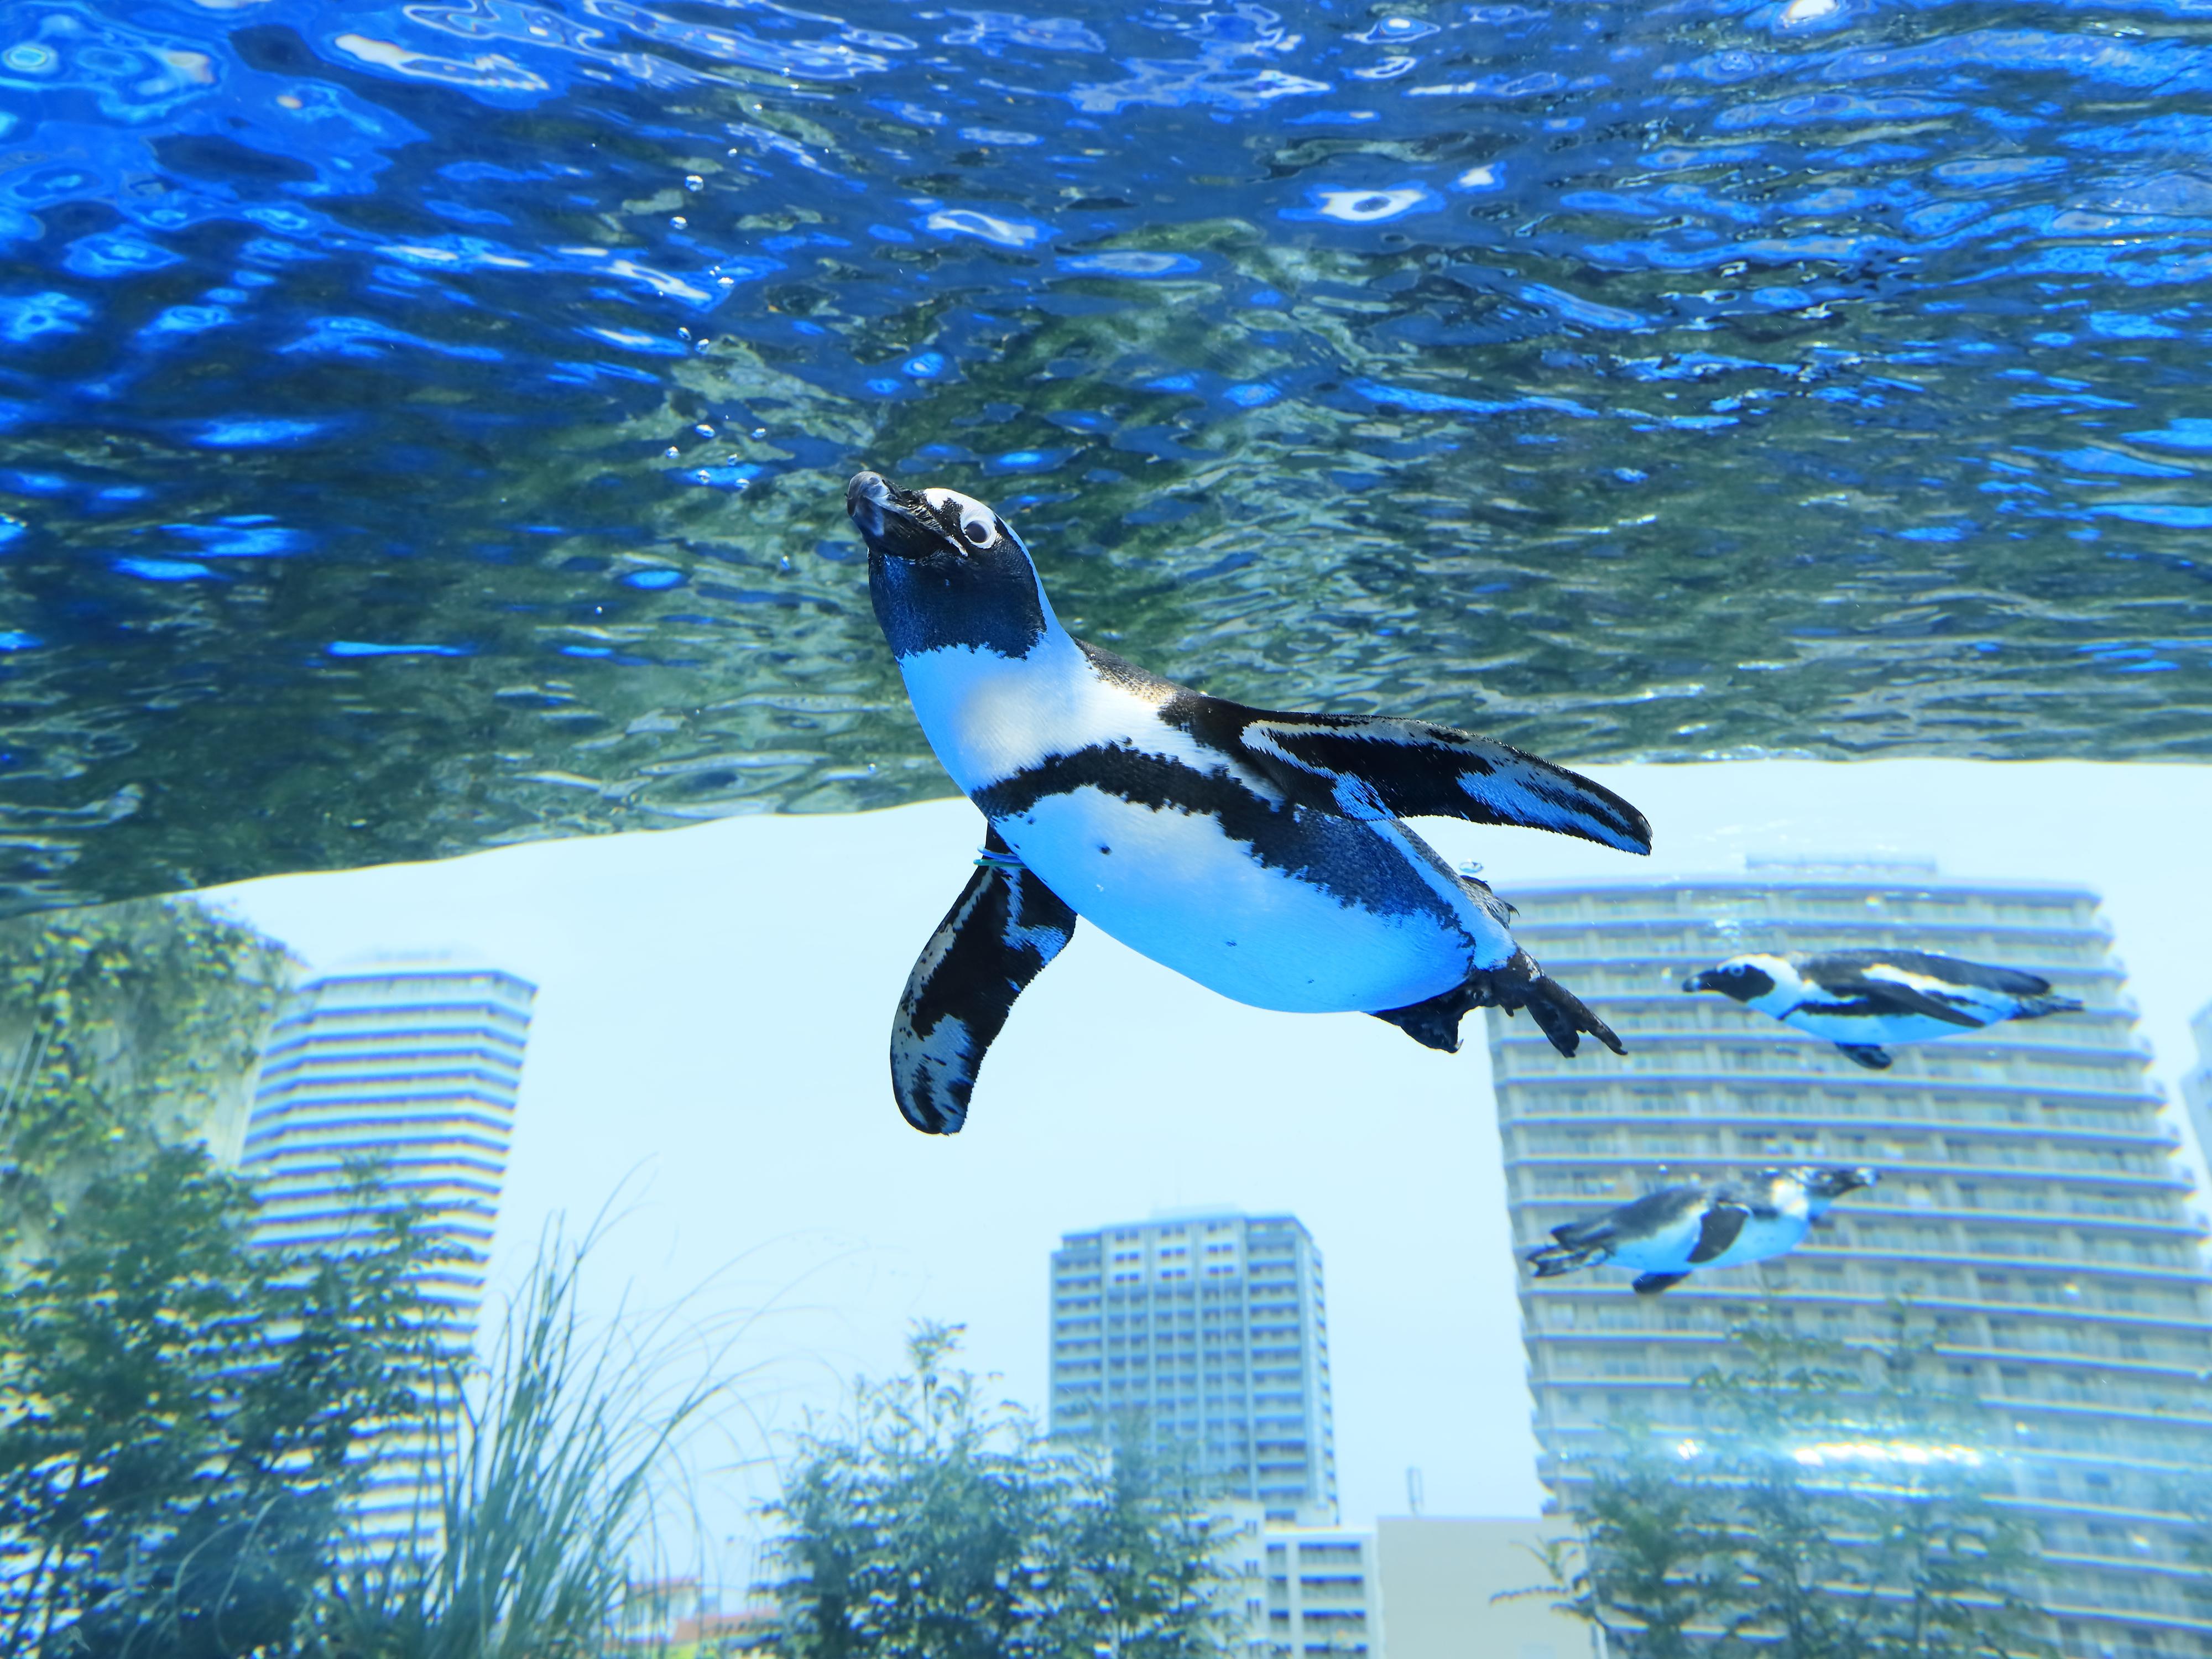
[1483,953,1625,1060]
[1372,953,1623,1061]
[1836,1042,1893,1071]
[1525,1242,1605,1278]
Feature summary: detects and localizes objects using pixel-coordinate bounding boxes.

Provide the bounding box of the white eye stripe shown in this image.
[921,487,1001,550]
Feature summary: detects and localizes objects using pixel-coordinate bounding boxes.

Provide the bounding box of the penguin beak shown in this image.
[1845,1167,1877,1193]
[1682,970,1714,994]
[846,471,951,561]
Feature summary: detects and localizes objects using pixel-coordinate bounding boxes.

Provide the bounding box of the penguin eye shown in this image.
[960,513,994,547]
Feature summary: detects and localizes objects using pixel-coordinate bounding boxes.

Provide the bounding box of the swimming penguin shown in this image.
[1525,1167,1876,1295]
[1683,949,2084,1071]
[847,471,1654,1133]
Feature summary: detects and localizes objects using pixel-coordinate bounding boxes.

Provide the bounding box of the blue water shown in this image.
[3,0,2211,909]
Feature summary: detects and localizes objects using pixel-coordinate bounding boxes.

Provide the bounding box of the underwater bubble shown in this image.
[681,465,759,489]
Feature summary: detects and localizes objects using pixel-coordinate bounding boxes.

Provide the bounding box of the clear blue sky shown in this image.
[206,760,2212,1569]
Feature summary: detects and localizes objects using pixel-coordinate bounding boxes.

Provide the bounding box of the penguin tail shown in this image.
[2016,993,2084,1020]
[1526,1241,1605,1279]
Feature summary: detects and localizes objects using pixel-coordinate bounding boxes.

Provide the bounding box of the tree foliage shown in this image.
[1528,1310,2052,1659]
[0,1145,437,1659]
[0,894,442,1657]
[762,1324,1228,1659]
[0,896,297,1252]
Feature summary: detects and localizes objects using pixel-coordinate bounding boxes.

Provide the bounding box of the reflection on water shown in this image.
[4,0,2212,909]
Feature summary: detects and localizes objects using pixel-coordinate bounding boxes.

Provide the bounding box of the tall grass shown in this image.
[305,1228,739,1659]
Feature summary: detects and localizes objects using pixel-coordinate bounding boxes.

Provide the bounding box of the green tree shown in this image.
[1518,1432,1737,1659]
[0,1144,437,1659]
[765,1324,1047,1659]
[1029,1425,1229,1659]
[761,1326,1227,1659]
[1527,1309,2051,1659]
[0,896,297,1253]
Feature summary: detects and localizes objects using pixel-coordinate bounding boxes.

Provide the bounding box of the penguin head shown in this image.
[1682,954,1786,1003]
[847,471,1055,659]
[1788,1166,1877,1207]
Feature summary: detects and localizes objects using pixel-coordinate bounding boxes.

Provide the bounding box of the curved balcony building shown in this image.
[241,955,536,1540]
[1484,861,2212,1659]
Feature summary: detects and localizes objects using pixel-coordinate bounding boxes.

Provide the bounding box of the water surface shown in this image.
[4,0,2211,909]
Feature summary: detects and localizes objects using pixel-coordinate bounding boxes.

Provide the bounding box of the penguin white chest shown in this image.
[894,640,1485,1014]
[994,789,1475,1013]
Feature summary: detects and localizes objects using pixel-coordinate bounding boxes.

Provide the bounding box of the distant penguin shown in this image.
[1683,948,2085,1070]
[846,471,1655,1133]
[1526,1167,1876,1294]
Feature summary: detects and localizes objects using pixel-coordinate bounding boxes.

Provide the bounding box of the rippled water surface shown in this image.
[5,0,2212,908]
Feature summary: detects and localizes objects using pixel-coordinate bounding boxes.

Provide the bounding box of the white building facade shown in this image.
[1262,1525,1384,1658]
[1050,1209,1337,1525]
[1486,864,2212,1659]
[240,956,536,1537]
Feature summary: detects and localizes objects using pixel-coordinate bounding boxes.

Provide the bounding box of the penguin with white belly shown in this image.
[847,471,1656,1133]
[1525,1167,1877,1295]
[1684,949,2085,1070]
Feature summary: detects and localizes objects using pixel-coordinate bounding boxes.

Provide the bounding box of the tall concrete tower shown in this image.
[241,955,536,1537]
[1050,1209,1337,1525]
[1487,862,2212,1659]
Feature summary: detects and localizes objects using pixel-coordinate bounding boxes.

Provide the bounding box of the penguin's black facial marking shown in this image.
[1798,1166,1876,1199]
[851,471,1050,660]
[1684,962,1775,1003]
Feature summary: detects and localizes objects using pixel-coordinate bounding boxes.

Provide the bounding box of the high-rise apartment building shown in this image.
[241,956,536,1536]
[1486,862,2212,1659]
[1050,1209,1337,1525]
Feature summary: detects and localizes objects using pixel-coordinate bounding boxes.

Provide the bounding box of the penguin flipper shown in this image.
[1633,1272,1689,1296]
[1836,1043,1893,1071]
[890,829,1077,1135]
[1686,1203,1749,1265]
[1229,712,1652,855]
[1809,965,1985,1029]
